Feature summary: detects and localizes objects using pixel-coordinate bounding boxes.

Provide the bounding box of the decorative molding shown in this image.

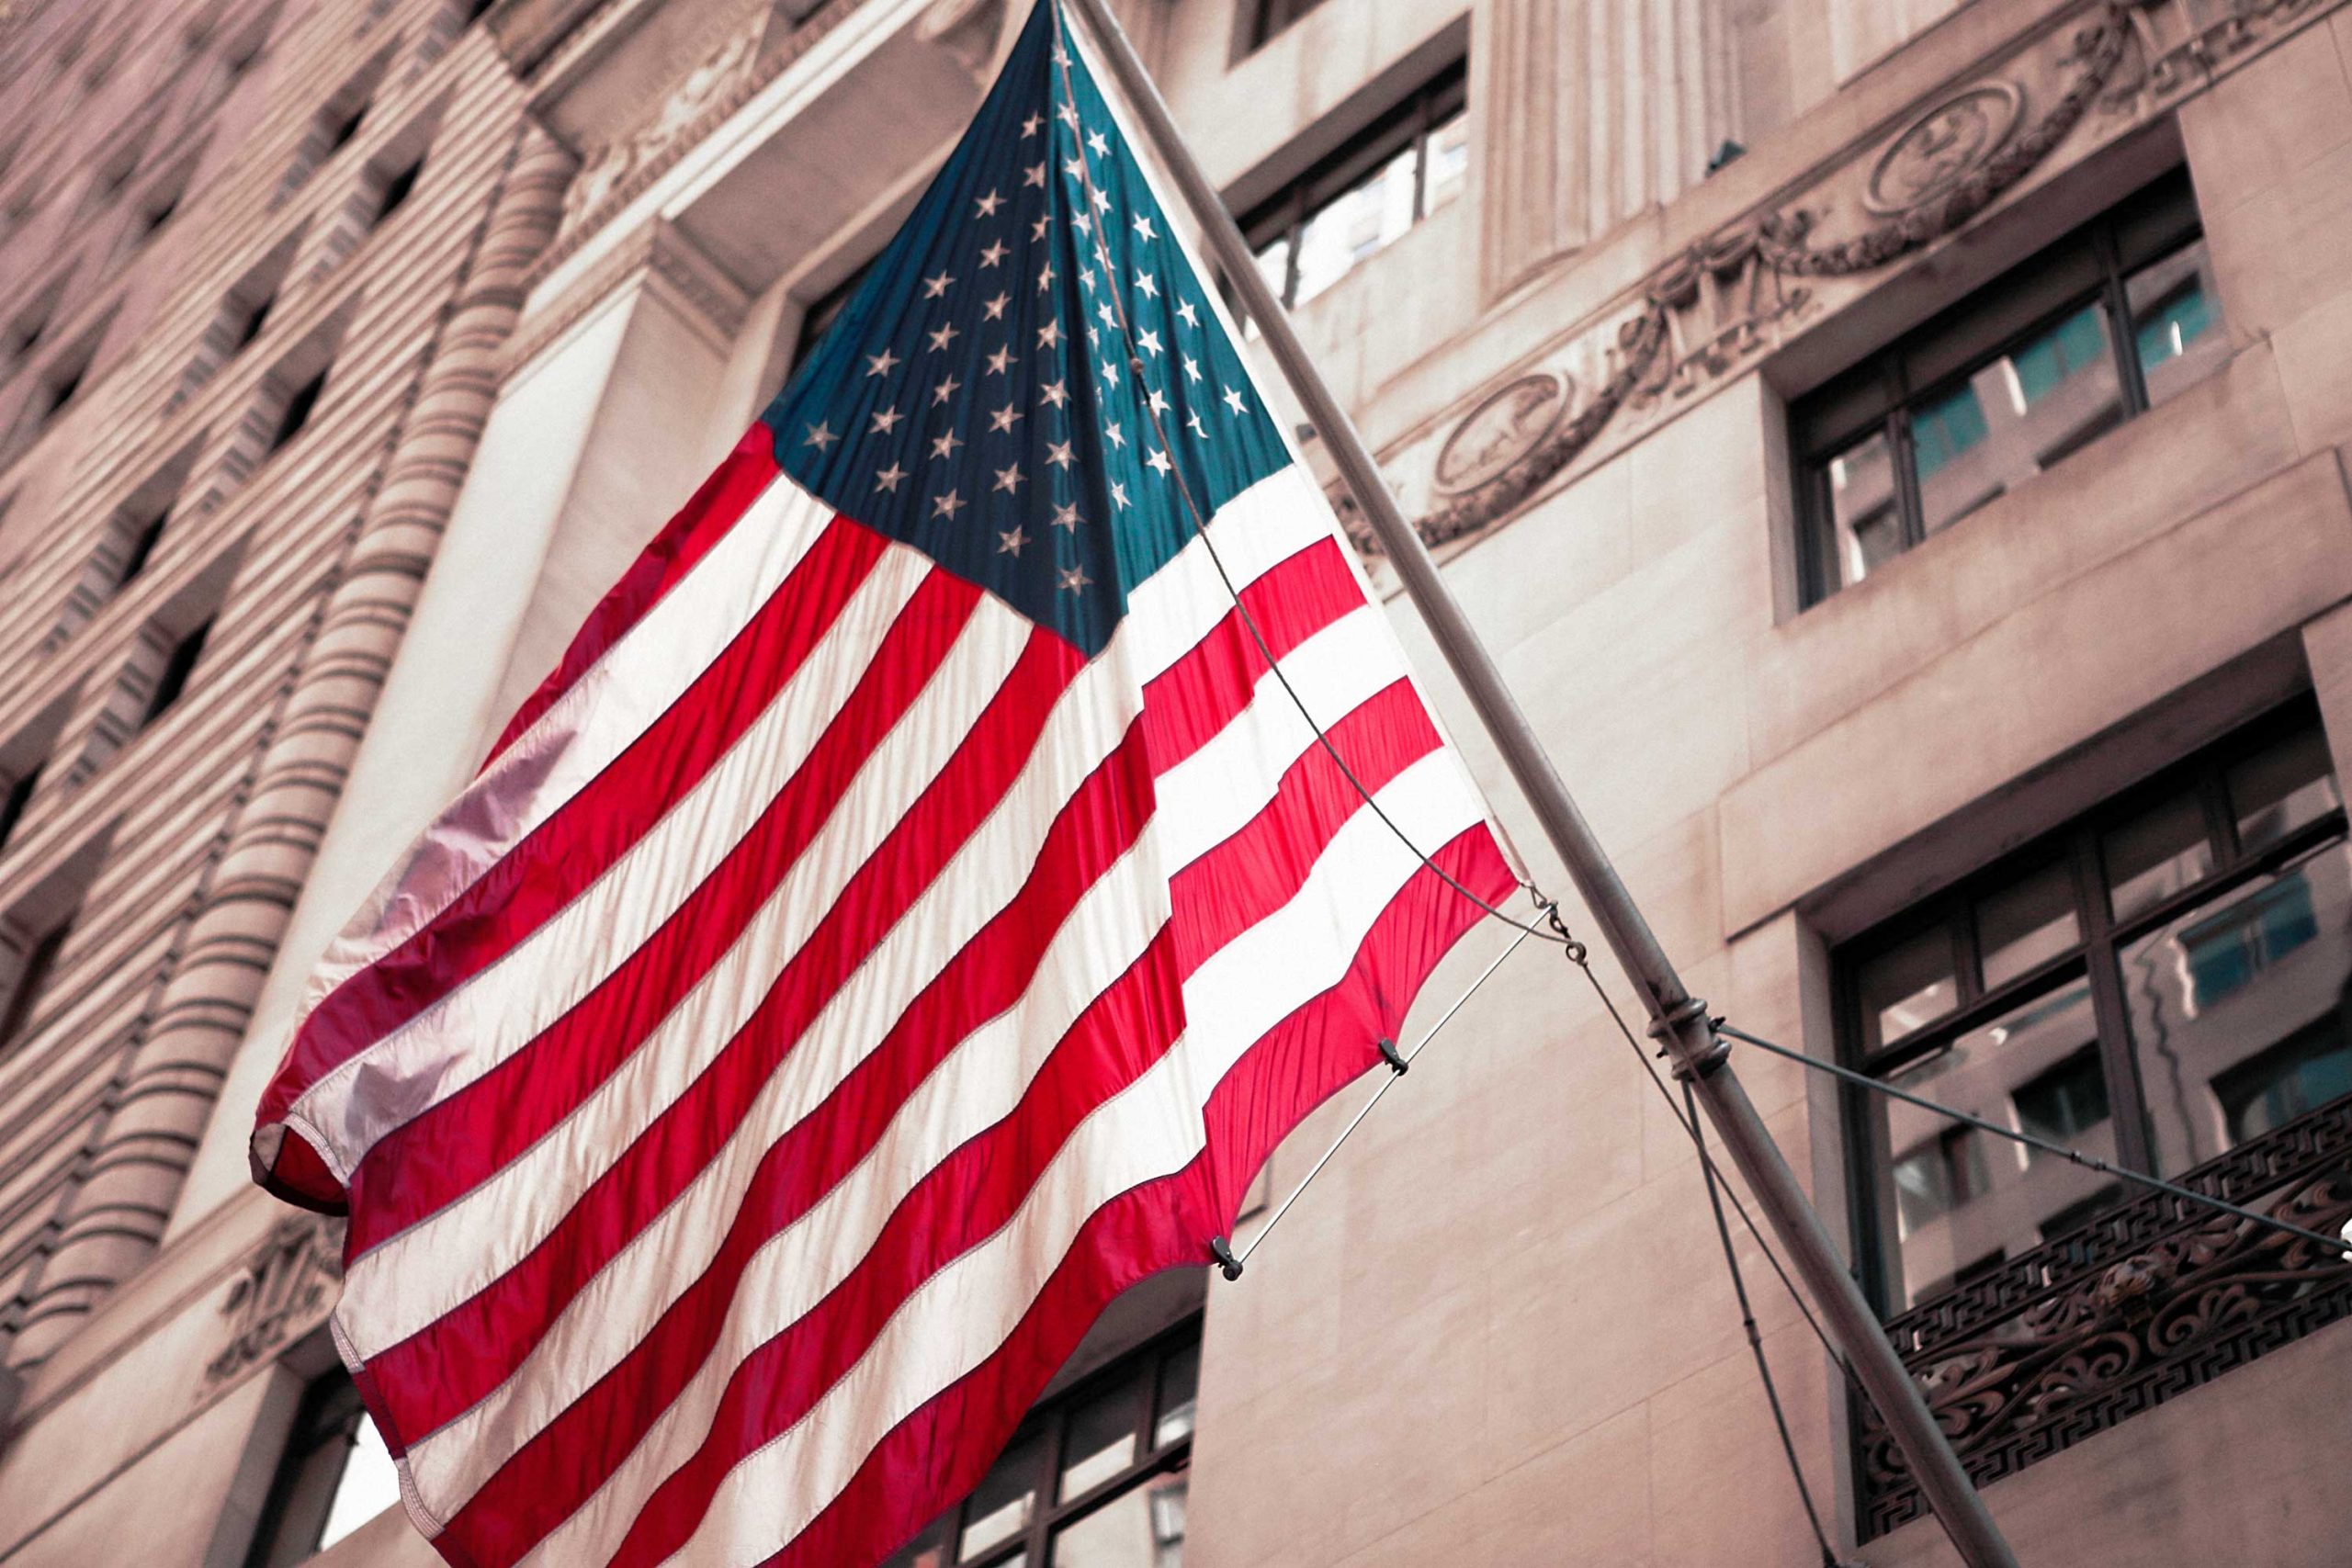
[198,1213,341,1393]
[1370,0,2338,563]
[1860,1096,2352,1539]
[528,0,876,290]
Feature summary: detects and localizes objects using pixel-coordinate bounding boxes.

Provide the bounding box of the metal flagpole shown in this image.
[1056,2,2019,1562]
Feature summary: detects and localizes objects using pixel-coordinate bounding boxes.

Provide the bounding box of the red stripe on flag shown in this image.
[262,515,887,1134]
[341,568,1019,1264]
[1166,679,1438,973]
[1137,537,1363,773]
[758,827,1509,1568]
[485,423,782,768]
[352,626,1097,1447]
[423,724,1159,1567]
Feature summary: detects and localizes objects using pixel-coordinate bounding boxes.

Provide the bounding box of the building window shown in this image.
[0,760,41,854]
[1237,62,1466,314]
[115,503,171,590]
[371,157,423,229]
[1840,700,2349,1314]
[1248,0,1329,50]
[0,911,72,1050]
[1792,168,2227,606]
[243,1371,402,1568]
[882,1320,1199,1568]
[142,616,213,728]
[270,368,328,454]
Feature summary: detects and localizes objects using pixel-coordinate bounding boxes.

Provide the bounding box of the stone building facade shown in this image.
[2,0,2351,1564]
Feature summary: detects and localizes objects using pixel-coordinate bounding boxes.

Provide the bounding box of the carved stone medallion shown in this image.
[200,1213,342,1395]
[1431,372,1571,498]
[1864,82,2026,215]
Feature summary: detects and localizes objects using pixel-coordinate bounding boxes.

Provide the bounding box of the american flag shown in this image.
[250,3,1514,1563]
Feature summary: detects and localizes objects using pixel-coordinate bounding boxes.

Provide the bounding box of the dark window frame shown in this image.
[0,912,72,1050]
[1792,168,2211,607]
[1248,0,1329,51]
[1236,60,1467,312]
[1835,696,2348,1317]
[890,1316,1199,1568]
[242,1370,372,1568]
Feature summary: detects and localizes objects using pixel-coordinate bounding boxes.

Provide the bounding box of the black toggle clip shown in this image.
[1208,1235,1244,1281]
[1376,1035,1408,1076]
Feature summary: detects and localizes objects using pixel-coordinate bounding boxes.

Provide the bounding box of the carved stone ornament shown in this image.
[1432,373,1572,498]
[1862,82,2026,214]
[1392,4,2148,557]
[200,1213,342,1395]
[1858,1096,2352,1540]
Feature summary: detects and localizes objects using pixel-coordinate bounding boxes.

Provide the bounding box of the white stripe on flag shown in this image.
[300,477,825,1010]
[289,547,940,1179]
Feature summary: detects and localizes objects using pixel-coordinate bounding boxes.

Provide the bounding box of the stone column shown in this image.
[1476,0,1731,299]
[6,125,576,1367]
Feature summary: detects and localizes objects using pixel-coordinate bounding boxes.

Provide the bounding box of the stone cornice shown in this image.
[1335,0,2351,567]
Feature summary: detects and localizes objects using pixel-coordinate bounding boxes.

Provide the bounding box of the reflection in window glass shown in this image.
[2120,838,2352,1173]
[1058,1376,1144,1502]
[1290,141,1418,310]
[2227,728,2342,854]
[2103,792,2214,922]
[1152,1341,1199,1450]
[1823,428,1901,592]
[2010,303,2107,405]
[1422,107,1468,214]
[1875,982,2105,1309]
[880,1522,953,1568]
[1910,383,1988,480]
[1977,862,2081,990]
[1856,927,1958,1053]
[2130,238,2226,408]
[1050,1473,1187,1568]
[960,1436,1044,1560]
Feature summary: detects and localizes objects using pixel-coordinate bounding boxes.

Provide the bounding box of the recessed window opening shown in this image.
[234,288,276,350]
[323,102,368,156]
[270,369,326,453]
[243,1369,402,1568]
[1249,0,1330,51]
[0,912,73,1051]
[372,157,423,229]
[0,761,41,853]
[1839,697,2348,1317]
[142,615,212,728]
[117,505,170,589]
[1792,167,2226,606]
[1236,60,1467,316]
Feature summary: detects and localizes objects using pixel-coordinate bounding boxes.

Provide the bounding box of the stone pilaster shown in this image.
[1476,0,1730,299]
[5,124,577,1366]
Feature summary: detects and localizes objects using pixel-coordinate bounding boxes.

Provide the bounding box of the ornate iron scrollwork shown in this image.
[1859,1096,2352,1540]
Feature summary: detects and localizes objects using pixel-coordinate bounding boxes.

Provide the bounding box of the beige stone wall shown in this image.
[6,0,2352,1566]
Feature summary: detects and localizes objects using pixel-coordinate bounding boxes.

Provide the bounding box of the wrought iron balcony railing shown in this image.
[1859,1095,2352,1540]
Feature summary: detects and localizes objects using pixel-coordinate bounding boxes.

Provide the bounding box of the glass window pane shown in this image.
[1819,427,1903,592]
[2120,836,2352,1172]
[1051,1473,1187,1568]
[1250,236,1291,314]
[2130,237,2227,408]
[1918,305,2124,536]
[1422,109,1468,215]
[1872,981,2108,1310]
[960,1435,1046,1561]
[2227,727,2342,854]
[1059,1373,1146,1502]
[1152,1341,1199,1450]
[1976,861,2083,991]
[1291,141,1418,308]
[317,1413,401,1551]
[1856,927,1959,1054]
[2103,791,2215,923]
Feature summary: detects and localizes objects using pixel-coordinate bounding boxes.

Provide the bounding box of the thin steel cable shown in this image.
[1714,1021,2352,1258]
[1233,922,1535,1269]
[1533,895,1857,1378]
[1683,1078,1849,1568]
[1043,8,1565,948]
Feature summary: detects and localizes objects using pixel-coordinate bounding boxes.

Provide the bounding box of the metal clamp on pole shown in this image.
[1208,1235,1244,1281]
[1375,1036,1408,1076]
[1646,996,1728,1080]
